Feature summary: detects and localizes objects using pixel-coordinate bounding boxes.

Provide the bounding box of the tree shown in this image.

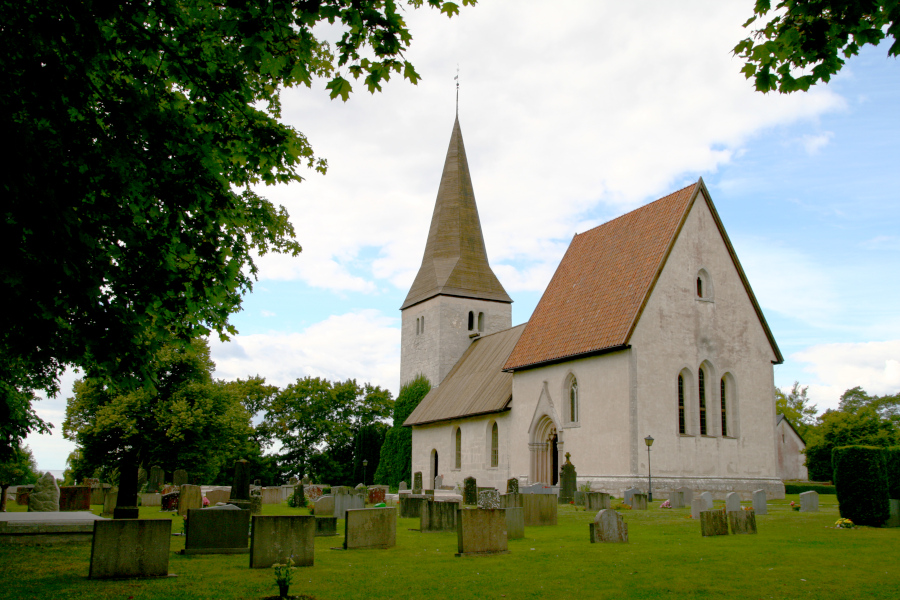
[352,423,390,486]
[1,0,476,458]
[0,443,39,512]
[838,386,900,424]
[374,374,431,487]
[775,382,818,438]
[734,1,900,93]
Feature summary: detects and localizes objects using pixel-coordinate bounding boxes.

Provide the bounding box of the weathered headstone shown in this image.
[590,509,629,543]
[623,487,641,507]
[184,508,251,554]
[434,475,443,489]
[675,486,694,506]
[139,493,161,507]
[102,489,118,517]
[368,487,386,505]
[147,466,165,493]
[504,506,524,540]
[15,485,33,506]
[90,483,110,505]
[178,484,203,516]
[173,469,188,487]
[585,492,611,511]
[559,453,577,504]
[399,494,427,519]
[463,477,477,505]
[728,509,757,534]
[232,460,251,501]
[700,510,729,536]
[725,492,741,513]
[413,472,423,494]
[250,515,315,569]
[207,489,230,504]
[59,486,91,511]
[315,516,338,537]
[800,491,819,512]
[507,478,519,494]
[500,493,523,509]
[478,489,501,509]
[334,487,365,519]
[161,491,180,511]
[456,508,508,557]
[752,490,767,515]
[315,495,335,517]
[690,499,705,520]
[260,487,282,505]
[700,492,714,509]
[29,472,60,512]
[398,481,408,492]
[421,500,459,532]
[89,519,171,579]
[523,493,557,526]
[344,507,396,549]
[631,493,648,510]
[305,485,324,503]
[668,490,685,509]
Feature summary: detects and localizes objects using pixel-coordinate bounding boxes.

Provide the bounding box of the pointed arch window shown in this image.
[468,311,474,331]
[490,423,499,467]
[720,377,728,436]
[455,427,462,469]
[678,374,686,434]
[416,317,420,335]
[569,378,579,423]
[699,369,707,435]
[421,315,425,333]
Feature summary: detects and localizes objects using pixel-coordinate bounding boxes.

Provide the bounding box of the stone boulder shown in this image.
[28,472,60,512]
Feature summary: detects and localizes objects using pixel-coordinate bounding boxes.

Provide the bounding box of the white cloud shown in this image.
[261,310,276,317]
[799,132,834,154]
[791,340,900,411]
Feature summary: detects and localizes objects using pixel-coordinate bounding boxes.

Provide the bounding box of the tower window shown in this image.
[491,422,499,467]
[699,369,707,435]
[478,312,484,332]
[468,311,474,331]
[678,374,685,434]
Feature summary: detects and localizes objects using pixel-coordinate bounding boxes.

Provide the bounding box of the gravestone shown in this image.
[456,508,508,557]
[139,493,161,507]
[559,453,576,504]
[690,499,705,520]
[504,507,525,540]
[232,460,251,501]
[207,489,230,504]
[752,490,767,515]
[668,490,685,509]
[590,509,629,543]
[700,492,714,509]
[631,493,648,510]
[344,507,396,549]
[184,508,251,554]
[800,491,819,512]
[173,470,188,487]
[585,492,611,511]
[728,509,757,534]
[89,519,171,579]
[161,491,180,511]
[463,477,477,505]
[102,489,118,517]
[29,472,60,512]
[399,494,427,519]
[675,486,694,506]
[413,472,423,494]
[90,484,110,505]
[700,510,729,536]
[523,494,557,526]
[147,466,165,493]
[368,487,386,505]
[305,485,324,503]
[260,487,282,505]
[507,478,519,494]
[725,492,741,513]
[250,515,315,568]
[15,485,33,506]
[500,493,523,509]
[478,489,501,509]
[59,486,91,511]
[315,516,338,537]
[421,500,459,532]
[178,485,203,516]
[334,487,365,519]
[623,487,641,507]
[315,496,335,517]
[398,481,408,492]
[434,475,443,489]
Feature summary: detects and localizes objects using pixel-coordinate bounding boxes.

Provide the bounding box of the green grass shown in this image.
[2,496,898,599]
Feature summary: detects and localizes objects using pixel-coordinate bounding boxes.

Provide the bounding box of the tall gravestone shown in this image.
[434,475,443,489]
[725,492,741,513]
[178,484,203,516]
[623,487,641,507]
[147,466,165,493]
[29,472,60,512]
[507,478,519,494]
[523,494,557,526]
[413,472,423,494]
[752,490,767,515]
[463,477,477,505]
[398,481,408,492]
[232,460,251,501]
[700,492,714,509]
[675,486,694,506]
[173,469,188,487]
[315,496,335,517]
[586,492,611,511]
[559,453,577,504]
[668,490,685,509]
[504,506,525,540]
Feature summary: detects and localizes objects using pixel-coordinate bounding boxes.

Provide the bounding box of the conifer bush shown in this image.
[373,375,431,487]
[833,445,890,526]
[885,446,900,500]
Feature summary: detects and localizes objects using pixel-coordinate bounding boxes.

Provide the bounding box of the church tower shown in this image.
[400,117,512,388]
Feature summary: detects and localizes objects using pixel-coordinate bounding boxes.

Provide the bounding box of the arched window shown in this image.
[697,277,703,298]
[569,378,579,423]
[416,317,420,335]
[696,268,713,300]
[720,377,728,436]
[421,315,425,332]
[699,369,707,435]
[490,423,499,467]
[678,374,686,434]
[455,427,462,469]
[468,311,474,331]
[478,312,484,332]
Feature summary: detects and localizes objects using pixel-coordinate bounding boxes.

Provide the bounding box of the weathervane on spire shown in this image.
[455,65,459,115]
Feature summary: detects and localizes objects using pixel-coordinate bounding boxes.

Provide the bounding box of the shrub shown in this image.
[373,374,431,487]
[885,446,900,500]
[784,483,836,495]
[833,445,889,526]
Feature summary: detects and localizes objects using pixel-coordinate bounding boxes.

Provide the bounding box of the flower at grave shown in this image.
[202,496,210,507]
[835,518,854,529]
[660,500,671,509]
[273,557,296,599]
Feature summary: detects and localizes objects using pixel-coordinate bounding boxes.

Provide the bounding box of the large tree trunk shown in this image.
[0,484,8,512]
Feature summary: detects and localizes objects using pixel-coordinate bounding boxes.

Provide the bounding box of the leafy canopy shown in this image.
[374,373,431,487]
[775,382,818,438]
[734,0,900,93]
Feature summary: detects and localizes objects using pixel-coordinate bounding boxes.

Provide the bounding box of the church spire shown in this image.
[401,117,512,310]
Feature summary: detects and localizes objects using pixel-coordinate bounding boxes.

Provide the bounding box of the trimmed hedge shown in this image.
[833,445,889,526]
[886,446,900,500]
[784,483,836,495]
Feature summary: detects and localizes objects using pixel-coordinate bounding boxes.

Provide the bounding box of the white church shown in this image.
[401,117,786,499]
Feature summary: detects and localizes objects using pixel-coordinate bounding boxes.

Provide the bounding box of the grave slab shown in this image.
[478,489,501,509]
[89,519,171,579]
[700,492,714,509]
[344,507,396,549]
[631,493,648,510]
[456,508,508,557]
[250,515,314,569]
[523,494,557,526]
[421,500,458,532]
[700,510,729,537]
[315,516,338,537]
[668,491,685,509]
[585,492,610,511]
[183,508,250,554]
[800,491,819,512]
[140,493,161,507]
[504,507,524,540]
[728,509,757,534]
[675,487,694,506]
[59,486,91,511]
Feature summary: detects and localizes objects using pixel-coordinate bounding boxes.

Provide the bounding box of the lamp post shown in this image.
[644,435,654,502]
[362,459,368,486]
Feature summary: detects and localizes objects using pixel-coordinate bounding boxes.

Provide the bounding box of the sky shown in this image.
[27,0,900,471]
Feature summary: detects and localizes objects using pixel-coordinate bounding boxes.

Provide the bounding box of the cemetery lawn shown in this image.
[1,496,898,599]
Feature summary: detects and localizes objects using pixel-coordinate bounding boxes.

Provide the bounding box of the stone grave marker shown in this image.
[668,490,685,509]
[690,499,705,520]
[421,500,459,532]
[344,507,396,549]
[315,516,338,537]
[260,487,281,505]
[102,489,118,517]
[631,493,648,510]
[140,493,161,507]
[173,470,188,487]
[399,494,427,519]
[89,519,171,579]
[590,509,629,543]
[558,453,577,504]
[728,509,757,534]
[315,496,334,517]
[368,487,386,505]
[207,489,230,504]
[15,485,33,506]
[800,491,819,512]
[507,478,519,494]
[147,466,165,493]
[232,460,251,501]
[700,491,714,509]
[752,490,767,515]
[463,477,477,505]
[59,486,91,511]
[700,510,729,537]
[725,492,741,512]
[29,472,60,512]
[434,475,443,489]
[675,486,694,506]
[585,492,611,511]
[305,485,324,503]
[623,487,641,507]
[161,491,179,512]
[184,507,250,554]
[334,487,365,519]
[398,481,408,492]
[500,493,523,509]
[90,484,110,505]
[178,485,203,516]
[478,489,501,509]
[250,515,315,569]
[504,506,524,540]
[523,493,557,526]
[413,472,423,494]
[456,508,508,557]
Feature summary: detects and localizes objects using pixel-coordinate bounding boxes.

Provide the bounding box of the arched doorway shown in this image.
[530,416,560,484]
[430,449,438,489]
